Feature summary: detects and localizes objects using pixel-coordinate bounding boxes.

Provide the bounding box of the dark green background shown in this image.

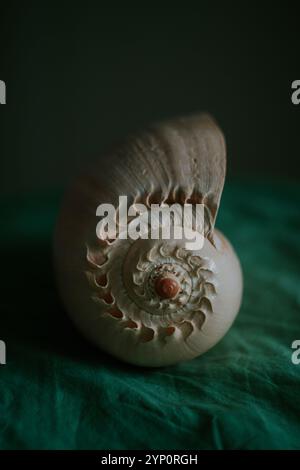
[0,2,300,196]
[1,182,300,449]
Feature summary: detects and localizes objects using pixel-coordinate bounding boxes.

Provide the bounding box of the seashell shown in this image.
[54,114,243,367]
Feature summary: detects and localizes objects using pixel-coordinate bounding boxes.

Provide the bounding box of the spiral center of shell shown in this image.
[154,275,180,299]
[88,236,217,332]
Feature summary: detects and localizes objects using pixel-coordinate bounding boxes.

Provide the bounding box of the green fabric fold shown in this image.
[0,182,299,449]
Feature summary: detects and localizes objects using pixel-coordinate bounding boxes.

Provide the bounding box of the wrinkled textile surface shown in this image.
[0,182,300,450]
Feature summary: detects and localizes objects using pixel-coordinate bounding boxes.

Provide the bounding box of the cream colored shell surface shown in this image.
[54,114,243,367]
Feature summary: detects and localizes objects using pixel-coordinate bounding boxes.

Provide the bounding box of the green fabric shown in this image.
[1,182,300,450]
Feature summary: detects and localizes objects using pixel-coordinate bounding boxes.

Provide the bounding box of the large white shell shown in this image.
[54,114,243,367]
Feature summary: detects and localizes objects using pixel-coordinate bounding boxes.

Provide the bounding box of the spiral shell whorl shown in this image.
[54,113,243,367]
[87,234,217,346]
